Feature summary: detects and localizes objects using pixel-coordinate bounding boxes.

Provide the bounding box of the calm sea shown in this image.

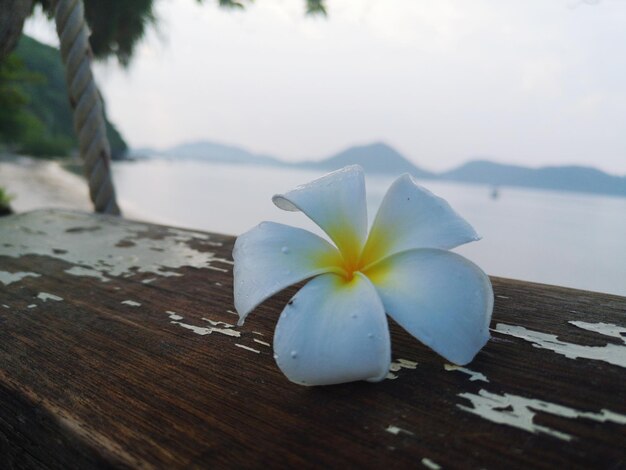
[112,159,626,297]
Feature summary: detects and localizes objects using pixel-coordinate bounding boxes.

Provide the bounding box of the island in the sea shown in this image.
[130,140,626,198]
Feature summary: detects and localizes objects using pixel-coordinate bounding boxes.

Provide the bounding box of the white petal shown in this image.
[272,165,367,266]
[233,222,342,324]
[361,174,479,264]
[365,249,493,365]
[273,273,391,386]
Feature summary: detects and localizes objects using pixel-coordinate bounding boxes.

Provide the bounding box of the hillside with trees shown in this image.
[0,35,127,159]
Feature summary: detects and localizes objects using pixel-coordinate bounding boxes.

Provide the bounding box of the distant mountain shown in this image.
[138,140,431,178]
[443,160,626,197]
[127,146,158,158]
[132,140,626,198]
[442,160,532,185]
[299,142,433,178]
[150,140,284,166]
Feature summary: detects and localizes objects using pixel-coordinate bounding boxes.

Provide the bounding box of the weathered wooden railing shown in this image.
[1,209,625,468]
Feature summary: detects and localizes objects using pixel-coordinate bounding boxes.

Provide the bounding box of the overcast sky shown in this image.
[26,0,626,174]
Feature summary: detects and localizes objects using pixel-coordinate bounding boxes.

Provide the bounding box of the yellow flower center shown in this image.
[327,228,388,283]
[340,256,364,282]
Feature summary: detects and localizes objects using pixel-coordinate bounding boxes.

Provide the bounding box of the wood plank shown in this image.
[1,209,625,469]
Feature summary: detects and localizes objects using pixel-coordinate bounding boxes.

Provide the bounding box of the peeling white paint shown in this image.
[27,304,37,309]
[253,338,271,347]
[444,364,489,382]
[0,210,230,282]
[2,304,9,309]
[386,358,418,380]
[421,458,441,470]
[235,343,261,354]
[458,389,626,441]
[496,295,510,300]
[568,321,626,343]
[390,359,418,372]
[0,270,40,286]
[64,266,109,282]
[495,323,626,368]
[166,311,183,321]
[202,317,235,328]
[170,321,214,336]
[121,300,141,307]
[167,311,241,338]
[385,425,414,436]
[37,292,63,302]
[227,310,238,316]
[141,278,157,284]
[151,270,182,278]
[163,226,211,241]
[206,265,229,273]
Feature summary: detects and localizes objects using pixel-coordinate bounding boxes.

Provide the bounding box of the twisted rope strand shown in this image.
[54,0,121,215]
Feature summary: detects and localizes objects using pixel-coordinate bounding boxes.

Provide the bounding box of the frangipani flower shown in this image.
[233,165,493,386]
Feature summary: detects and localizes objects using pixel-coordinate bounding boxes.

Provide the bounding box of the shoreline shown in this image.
[0,154,143,219]
[0,155,92,213]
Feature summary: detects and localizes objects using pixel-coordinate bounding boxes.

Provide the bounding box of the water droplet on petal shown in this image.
[290,350,298,359]
[281,246,290,254]
[367,333,374,339]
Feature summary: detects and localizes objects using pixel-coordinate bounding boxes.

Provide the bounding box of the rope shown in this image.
[53,0,121,215]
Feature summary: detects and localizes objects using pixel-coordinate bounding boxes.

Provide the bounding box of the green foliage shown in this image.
[0,186,13,210]
[217,0,248,9]
[20,132,74,157]
[0,54,42,145]
[14,35,75,151]
[305,0,327,16]
[106,119,128,159]
[0,35,128,159]
[33,0,327,67]
[82,0,157,67]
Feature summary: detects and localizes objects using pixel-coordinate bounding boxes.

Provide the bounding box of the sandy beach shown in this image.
[0,155,91,213]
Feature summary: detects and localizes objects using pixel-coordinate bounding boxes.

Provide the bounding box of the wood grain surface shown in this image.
[0,209,625,469]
